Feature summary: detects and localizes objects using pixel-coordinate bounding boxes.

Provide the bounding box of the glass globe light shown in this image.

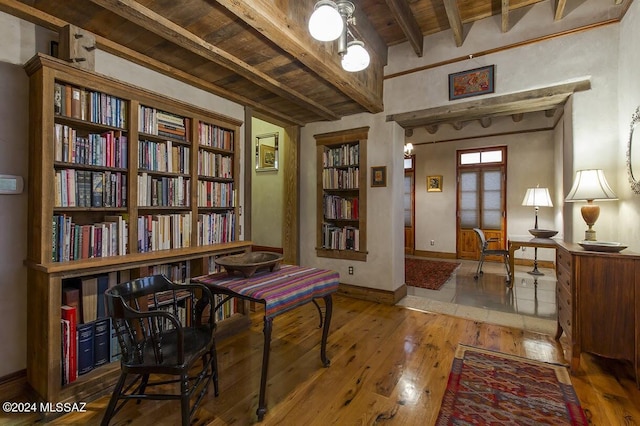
[341,40,370,72]
[309,1,344,42]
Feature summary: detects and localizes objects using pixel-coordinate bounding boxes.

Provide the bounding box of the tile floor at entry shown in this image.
[397,257,557,335]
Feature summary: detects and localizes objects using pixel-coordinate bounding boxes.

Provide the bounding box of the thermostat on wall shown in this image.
[0,175,24,194]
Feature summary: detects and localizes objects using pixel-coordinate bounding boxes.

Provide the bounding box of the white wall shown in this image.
[409,128,557,263]
[0,11,244,377]
[617,0,640,249]
[300,113,405,292]
[251,118,284,248]
[386,13,622,245]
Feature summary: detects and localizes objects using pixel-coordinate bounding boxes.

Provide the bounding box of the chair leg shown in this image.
[503,255,511,281]
[136,374,150,404]
[180,373,190,426]
[101,372,127,426]
[475,253,485,279]
[211,345,219,397]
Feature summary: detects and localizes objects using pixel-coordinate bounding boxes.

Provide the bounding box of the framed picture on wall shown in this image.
[427,175,442,192]
[448,65,495,100]
[371,166,387,187]
[255,133,279,172]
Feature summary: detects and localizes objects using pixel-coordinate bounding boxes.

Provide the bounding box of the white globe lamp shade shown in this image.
[341,41,370,72]
[309,1,344,42]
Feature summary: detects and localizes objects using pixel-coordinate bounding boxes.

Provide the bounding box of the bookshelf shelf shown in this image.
[314,127,368,262]
[24,53,249,405]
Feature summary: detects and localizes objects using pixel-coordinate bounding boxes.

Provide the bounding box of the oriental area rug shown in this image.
[404,258,460,290]
[436,345,588,425]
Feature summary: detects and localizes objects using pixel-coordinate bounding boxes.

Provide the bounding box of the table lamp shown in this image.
[522,186,554,275]
[565,169,617,241]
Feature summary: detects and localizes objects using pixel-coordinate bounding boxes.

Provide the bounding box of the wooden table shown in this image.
[507,236,559,282]
[192,265,339,421]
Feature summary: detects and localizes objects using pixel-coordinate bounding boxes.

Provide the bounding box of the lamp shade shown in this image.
[522,187,553,207]
[565,169,618,202]
[341,40,370,72]
[308,0,344,42]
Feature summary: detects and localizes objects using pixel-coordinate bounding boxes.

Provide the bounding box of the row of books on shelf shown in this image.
[139,106,188,141]
[138,173,190,207]
[198,122,234,151]
[54,125,128,168]
[323,195,359,220]
[138,139,190,174]
[149,262,191,284]
[198,150,233,178]
[137,213,192,252]
[55,169,127,208]
[322,143,359,167]
[53,215,128,262]
[60,270,129,385]
[321,223,360,251]
[198,211,236,245]
[54,83,127,128]
[322,167,360,190]
[197,181,234,208]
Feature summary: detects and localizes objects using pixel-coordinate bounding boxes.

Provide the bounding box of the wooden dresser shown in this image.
[555,241,640,386]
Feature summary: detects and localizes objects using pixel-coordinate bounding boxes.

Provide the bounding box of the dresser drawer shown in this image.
[556,263,572,296]
[556,247,572,272]
[556,294,572,339]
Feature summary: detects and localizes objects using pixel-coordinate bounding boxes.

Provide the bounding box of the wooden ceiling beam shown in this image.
[555,0,567,21]
[89,0,341,121]
[386,79,591,129]
[384,0,424,57]
[0,0,304,125]
[501,0,510,33]
[442,0,464,47]
[216,0,384,114]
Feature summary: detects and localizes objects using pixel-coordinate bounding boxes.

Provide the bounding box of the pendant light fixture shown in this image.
[308,1,371,72]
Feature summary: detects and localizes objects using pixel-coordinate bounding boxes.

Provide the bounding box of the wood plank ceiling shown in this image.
[0,0,631,127]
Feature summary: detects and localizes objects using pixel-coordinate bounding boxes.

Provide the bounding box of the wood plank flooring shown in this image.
[4,294,640,425]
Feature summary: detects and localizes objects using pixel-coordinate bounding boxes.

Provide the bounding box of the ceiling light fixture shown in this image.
[309,1,371,72]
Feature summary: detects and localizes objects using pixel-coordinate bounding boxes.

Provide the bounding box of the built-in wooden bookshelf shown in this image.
[24,53,250,405]
[314,127,368,261]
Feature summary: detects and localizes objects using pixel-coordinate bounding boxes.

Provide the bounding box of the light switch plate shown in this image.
[0,175,24,194]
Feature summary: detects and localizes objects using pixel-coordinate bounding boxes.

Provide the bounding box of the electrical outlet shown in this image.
[348,266,354,275]
[430,240,435,246]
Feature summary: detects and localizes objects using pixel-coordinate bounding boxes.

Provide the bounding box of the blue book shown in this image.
[77,322,94,375]
[93,318,110,367]
[96,274,109,319]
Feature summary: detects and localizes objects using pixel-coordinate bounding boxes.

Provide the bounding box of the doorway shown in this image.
[404,155,415,254]
[244,110,299,264]
[456,146,507,260]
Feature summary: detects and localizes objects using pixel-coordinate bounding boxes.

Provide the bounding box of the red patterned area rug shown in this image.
[404,258,460,290]
[436,345,588,425]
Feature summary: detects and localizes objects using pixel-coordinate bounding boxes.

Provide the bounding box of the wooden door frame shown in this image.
[404,157,415,255]
[456,147,508,259]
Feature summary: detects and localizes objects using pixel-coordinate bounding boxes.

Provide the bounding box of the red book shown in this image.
[61,305,78,383]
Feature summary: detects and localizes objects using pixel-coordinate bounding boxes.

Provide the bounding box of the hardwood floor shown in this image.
[6,291,639,425]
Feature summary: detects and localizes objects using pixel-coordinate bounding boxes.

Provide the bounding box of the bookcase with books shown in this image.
[24,53,251,405]
[314,127,368,261]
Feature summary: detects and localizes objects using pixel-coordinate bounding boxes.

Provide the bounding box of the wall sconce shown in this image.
[404,142,413,158]
[565,169,618,241]
[308,1,371,72]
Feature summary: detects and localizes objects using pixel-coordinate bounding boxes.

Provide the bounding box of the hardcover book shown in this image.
[77,322,94,375]
[93,318,110,367]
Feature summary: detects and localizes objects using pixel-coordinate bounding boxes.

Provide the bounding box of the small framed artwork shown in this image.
[371,166,387,187]
[427,175,443,192]
[255,132,279,172]
[448,65,495,100]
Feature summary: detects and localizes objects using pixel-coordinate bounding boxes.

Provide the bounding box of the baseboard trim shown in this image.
[412,250,457,259]
[0,369,30,401]
[338,283,407,305]
[514,258,555,269]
